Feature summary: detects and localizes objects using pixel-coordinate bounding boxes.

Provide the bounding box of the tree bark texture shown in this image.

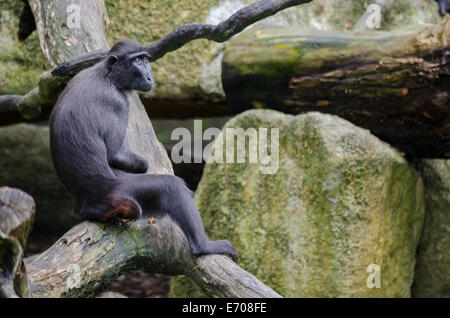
[26,216,281,298]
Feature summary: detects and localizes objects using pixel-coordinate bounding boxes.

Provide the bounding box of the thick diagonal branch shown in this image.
[26,216,281,298]
[50,0,312,76]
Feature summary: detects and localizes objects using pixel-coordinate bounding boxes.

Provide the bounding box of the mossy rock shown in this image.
[0,124,79,243]
[0,1,47,95]
[412,159,450,298]
[170,110,425,297]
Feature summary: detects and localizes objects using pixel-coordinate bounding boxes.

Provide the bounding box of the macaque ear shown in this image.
[107,55,118,69]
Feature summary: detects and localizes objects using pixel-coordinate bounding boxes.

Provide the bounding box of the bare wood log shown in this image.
[222,18,450,158]
[26,216,281,298]
[143,0,313,61]
[0,187,35,298]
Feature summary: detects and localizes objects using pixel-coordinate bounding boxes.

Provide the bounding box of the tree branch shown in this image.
[0,0,312,119]
[144,0,313,61]
[50,0,312,77]
[26,216,281,298]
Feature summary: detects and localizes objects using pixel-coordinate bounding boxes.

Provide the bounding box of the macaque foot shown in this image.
[191,240,238,262]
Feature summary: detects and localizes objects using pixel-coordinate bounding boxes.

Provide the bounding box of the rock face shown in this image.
[170,110,425,297]
[0,124,79,243]
[412,159,450,298]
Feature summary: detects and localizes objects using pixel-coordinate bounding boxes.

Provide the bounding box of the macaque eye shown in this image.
[135,57,142,64]
[143,56,149,62]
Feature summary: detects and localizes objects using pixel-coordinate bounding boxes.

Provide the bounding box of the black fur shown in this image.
[50,40,237,261]
[437,0,450,15]
[18,0,36,41]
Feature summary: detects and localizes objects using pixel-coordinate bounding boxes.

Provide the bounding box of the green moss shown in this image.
[0,2,47,94]
[237,44,300,78]
[170,110,424,297]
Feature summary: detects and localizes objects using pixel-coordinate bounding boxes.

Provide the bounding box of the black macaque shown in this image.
[50,40,237,261]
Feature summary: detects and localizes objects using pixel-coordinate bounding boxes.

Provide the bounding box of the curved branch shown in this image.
[26,216,281,298]
[144,0,313,61]
[51,0,312,77]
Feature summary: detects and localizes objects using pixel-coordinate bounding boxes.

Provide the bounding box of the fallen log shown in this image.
[222,18,450,158]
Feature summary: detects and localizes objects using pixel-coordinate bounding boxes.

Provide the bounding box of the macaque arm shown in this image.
[108,141,148,174]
